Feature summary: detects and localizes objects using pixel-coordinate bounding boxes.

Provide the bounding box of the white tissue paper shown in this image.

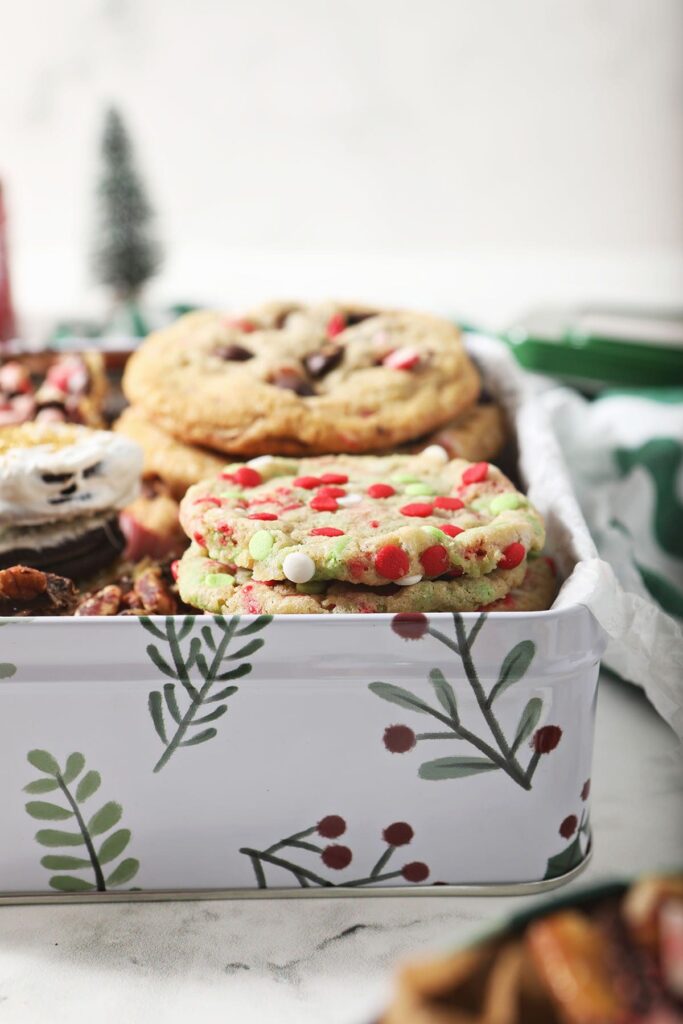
[468,334,683,738]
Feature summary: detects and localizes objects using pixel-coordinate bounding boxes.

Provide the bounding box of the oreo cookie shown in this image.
[0,515,125,580]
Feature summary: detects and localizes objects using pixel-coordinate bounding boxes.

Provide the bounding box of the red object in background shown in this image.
[0,183,16,344]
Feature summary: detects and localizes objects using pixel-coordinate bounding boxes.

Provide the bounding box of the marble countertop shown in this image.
[1,675,681,1024]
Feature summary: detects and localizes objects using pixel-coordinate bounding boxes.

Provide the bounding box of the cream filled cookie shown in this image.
[0,422,142,526]
[179,451,545,586]
[0,512,126,579]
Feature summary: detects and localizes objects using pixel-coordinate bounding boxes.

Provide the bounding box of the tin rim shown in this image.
[0,848,591,906]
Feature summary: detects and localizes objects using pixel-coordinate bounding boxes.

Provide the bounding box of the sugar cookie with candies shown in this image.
[179,450,545,587]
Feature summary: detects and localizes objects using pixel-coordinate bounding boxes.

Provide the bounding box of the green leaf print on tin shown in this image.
[140,614,272,773]
[0,621,17,679]
[24,750,139,893]
[372,613,561,792]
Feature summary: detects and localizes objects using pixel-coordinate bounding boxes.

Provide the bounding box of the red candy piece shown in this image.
[248,512,278,521]
[310,495,339,512]
[193,531,206,547]
[440,524,464,538]
[367,483,395,499]
[419,544,449,576]
[217,522,233,535]
[193,496,222,507]
[320,472,348,484]
[375,544,410,580]
[498,541,525,570]
[462,462,489,485]
[326,313,346,338]
[443,566,464,578]
[294,476,322,489]
[370,520,379,528]
[281,502,303,512]
[310,527,345,537]
[316,485,346,499]
[400,502,433,518]
[434,496,464,510]
[233,466,262,488]
[170,560,180,581]
[383,346,421,371]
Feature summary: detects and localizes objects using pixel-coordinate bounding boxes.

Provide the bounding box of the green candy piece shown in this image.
[391,472,422,484]
[325,534,351,568]
[296,581,326,595]
[404,482,437,496]
[204,572,235,588]
[219,488,244,499]
[422,525,446,539]
[490,493,526,514]
[249,530,274,560]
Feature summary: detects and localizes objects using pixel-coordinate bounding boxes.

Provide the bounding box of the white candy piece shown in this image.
[282,551,316,584]
[395,573,423,587]
[336,492,362,507]
[421,444,450,465]
[246,455,276,469]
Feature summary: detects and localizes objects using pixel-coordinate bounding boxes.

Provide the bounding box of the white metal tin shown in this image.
[0,336,608,901]
[0,601,604,900]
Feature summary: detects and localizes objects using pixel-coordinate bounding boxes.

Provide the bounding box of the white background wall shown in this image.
[2,0,682,326]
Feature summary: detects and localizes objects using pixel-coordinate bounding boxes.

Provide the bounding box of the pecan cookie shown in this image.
[115,406,227,499]
[179,450,545,586]
[122,302,481,456]
[176,548,527,616]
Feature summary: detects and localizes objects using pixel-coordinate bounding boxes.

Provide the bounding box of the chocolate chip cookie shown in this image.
[122,302,481,456]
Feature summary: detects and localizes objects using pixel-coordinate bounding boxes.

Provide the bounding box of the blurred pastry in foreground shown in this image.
[380,874,683,1023]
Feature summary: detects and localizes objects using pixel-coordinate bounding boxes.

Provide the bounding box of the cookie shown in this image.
[0,422,142,526]
[0,512,125,579]
[0,352,108,429]
[179,450,544,586]
[122,302,481,456]
[114,406,227,499]
[401,402,506,463]
[176,548,528,616]
[482,555,559,612]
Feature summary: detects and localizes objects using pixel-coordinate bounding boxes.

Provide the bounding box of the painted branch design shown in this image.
[240,815,430,889]
[24,749,139,892]
[141,613,271,773]
[544,779,592,879]
[373,612,563,791]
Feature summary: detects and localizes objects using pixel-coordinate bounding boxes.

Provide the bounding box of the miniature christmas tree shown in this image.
[91,107,162,336]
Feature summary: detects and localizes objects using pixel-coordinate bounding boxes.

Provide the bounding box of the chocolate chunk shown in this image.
[271,371,316,396]
[345,311,375,326]
[215,344,254,362]
[304,346,343,379]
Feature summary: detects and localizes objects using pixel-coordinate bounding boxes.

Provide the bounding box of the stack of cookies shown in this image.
[173,449,555,616]
[0,422,142,578]
[115,301,506,498]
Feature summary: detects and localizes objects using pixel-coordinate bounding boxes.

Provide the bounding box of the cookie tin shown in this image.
[0,337,607,902]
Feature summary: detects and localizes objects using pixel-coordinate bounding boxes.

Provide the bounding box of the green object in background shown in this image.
[501,306,683,390]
